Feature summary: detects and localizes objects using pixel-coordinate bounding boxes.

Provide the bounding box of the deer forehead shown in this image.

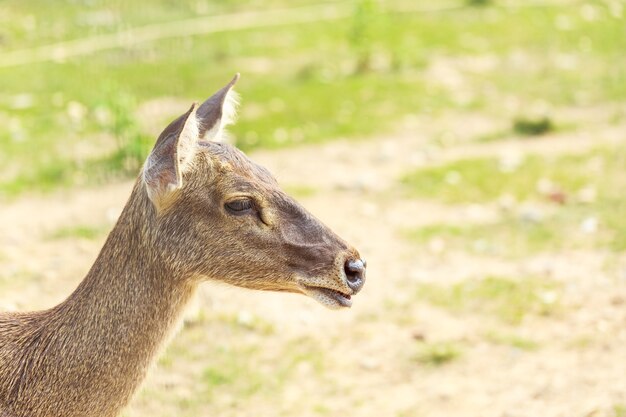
[198,142,278,187]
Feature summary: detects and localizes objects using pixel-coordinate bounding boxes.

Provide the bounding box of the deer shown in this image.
[0,74,366,417]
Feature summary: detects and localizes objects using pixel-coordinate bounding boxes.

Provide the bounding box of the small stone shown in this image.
[411,330,426,341]
[10,93,34,110]
[580,217,598,234]
[519,204,544,224]
[498,152,524,173]
[539,290,558,305]
[67,101,87,123]
[547,190,567,205]
[580,4,599,22]
[237,310,253,327]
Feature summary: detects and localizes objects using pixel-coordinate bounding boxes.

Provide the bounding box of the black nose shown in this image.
[344,259,366,293]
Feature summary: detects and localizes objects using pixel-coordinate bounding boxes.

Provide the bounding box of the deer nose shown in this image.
[344,259,366,293]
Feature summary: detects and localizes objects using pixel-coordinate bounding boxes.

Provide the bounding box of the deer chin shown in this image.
[299,284,353,309]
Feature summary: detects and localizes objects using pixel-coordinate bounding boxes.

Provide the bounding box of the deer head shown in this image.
[142,74,366,309]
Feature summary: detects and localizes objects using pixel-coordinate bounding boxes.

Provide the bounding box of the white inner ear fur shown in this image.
[142,104,200,206]
[177,104,200,172]
[203,89,240,143]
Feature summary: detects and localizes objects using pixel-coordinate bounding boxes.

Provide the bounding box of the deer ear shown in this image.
[143,103,199,208]
[197,73,240,142]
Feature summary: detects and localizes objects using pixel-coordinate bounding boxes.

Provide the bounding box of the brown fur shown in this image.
[0,75,365,417]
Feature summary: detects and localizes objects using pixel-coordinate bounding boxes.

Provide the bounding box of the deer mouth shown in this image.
[300,285,353,309]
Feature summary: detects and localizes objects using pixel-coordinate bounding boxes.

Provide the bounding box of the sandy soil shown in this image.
[1,111,625,417]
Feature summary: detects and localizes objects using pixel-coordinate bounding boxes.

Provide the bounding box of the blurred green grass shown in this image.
[47,224,108,240]
[402,146,626,252]
[484,331,540,351]
[1,3,624,415]
[415,275,562,324]
[0,0,625,197]
[414,340,463,366]
[133,312,328,416]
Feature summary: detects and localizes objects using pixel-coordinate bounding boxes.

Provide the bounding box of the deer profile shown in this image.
[0,74,366,417]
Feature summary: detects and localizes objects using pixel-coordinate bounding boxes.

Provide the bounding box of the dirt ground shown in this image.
[1,109,625,417]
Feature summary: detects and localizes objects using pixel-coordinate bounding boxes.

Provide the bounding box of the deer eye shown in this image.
[225,199,253,214]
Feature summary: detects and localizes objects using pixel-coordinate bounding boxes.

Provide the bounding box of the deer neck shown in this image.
[63,181,195,358]
[9,182,198,417]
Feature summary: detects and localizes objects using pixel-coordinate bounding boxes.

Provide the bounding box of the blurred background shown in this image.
[0,0,625,416]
